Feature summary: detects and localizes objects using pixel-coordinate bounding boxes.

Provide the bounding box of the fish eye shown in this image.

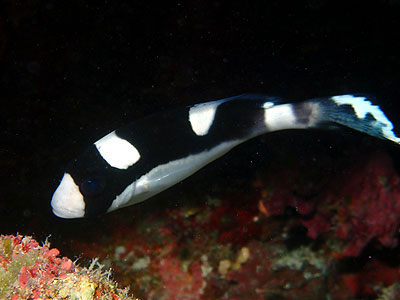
[80,177,105,197]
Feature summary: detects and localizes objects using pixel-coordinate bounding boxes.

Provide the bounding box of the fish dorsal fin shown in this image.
[223,93,283,104]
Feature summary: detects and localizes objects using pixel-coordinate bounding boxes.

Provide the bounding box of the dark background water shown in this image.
[1,1,400,245]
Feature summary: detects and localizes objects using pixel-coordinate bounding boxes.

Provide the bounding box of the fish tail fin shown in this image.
[311,94,400,144]
[262,94,400,144]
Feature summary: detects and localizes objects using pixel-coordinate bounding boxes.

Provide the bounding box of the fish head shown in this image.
[51,147,113,218]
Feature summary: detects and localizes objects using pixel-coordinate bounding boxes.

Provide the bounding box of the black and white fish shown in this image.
[51,94,400,218]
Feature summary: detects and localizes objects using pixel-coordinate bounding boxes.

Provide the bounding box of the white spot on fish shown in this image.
[333,95,400,143]
[189,101,221,136]
[51,173,85,218]
[264,104,302,131]
[262,101,274,109]
[95,131,140,169]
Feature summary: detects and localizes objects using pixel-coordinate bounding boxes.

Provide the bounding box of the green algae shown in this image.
[0,242,39,298]
[3,238,12,258]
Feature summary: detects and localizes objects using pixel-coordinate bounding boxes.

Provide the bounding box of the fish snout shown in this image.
[51,173,85,218]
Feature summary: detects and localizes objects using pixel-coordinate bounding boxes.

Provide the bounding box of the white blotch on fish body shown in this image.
[95,131,141,169]
[189,101,221,136]
[264,104,303,131]
[51,173,85,218]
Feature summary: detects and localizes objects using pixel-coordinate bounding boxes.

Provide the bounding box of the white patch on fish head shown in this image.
[189,101,222,136]
[264,104,304,131]
[107,140,242,212]
[332,95,400,143]
[95,131,141,169]
[51,173,85,218]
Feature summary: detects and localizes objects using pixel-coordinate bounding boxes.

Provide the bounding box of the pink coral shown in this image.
[0,234,75,299]
[258,151,400,257]
[0,235,138,300]
[339,259,400,298]
[158,257,204,300]
[332,153,400,256]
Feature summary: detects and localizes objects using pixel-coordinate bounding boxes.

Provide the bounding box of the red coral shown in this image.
[258,151,400,257]
[43,248,60,258]
[301,214,331,239]
[339,259,400,297]
[1,235,75,298]
[225,241,274,299]
[158,257,204,300]
[332,153,400,256]
[261,188,315,216]
[60,257,73,271]
[216,203,262,245]
[18,265,30,288]
[1,235,137,299]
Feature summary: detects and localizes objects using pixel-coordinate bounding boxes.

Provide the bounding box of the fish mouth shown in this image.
[52,207,84,219]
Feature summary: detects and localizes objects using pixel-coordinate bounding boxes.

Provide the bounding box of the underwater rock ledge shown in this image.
[0,234,139,300]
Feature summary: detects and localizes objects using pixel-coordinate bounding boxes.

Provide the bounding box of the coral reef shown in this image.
[258,150,400,257]
[0,235,138,300]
